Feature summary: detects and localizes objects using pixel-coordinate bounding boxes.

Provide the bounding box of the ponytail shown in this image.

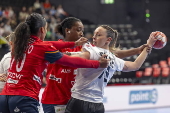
[55,24,63,35]
[100,25,120,54]
[13,22,30,61]
[56,17,81,37]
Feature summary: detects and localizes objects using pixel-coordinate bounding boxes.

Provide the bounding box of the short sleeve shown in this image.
[45,44,63,63]
[0,60,4,73]
[82,43,99,60]
[0,52,11,74]
[112,56,125,71]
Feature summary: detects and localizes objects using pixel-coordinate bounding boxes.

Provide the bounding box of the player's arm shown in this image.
[113,44,148,59]
[47,41,75,50]
[122,32,157,72]
[122,47,150,72]
[0,61,4,74]
[45,50,109,68]
[68,51,90,59]
[47,37,87,50]
[0,55,11,74]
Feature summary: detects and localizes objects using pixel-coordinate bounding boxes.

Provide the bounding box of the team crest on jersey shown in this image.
[49,74,62,83]
[14,107,20,112]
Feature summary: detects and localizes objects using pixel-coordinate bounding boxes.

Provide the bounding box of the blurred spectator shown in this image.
[10,14,17,30]
[33,0,41,13]
[49,6,56,16]
[49,17,57,40]
[0,16,6,24]
[0,23,5,36]
[56,4,68,20]
[2,7,10,19]
[41,9,50,22]
[28,7,33,15]
[49,17,57,33]
[0,7,3,17]
[8,7,14,18]
[43,0,51,12]
[19,6,29,22]
[4,20,12,33]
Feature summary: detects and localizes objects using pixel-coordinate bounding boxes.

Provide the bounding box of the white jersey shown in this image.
[71,43,125,103]
[0,52,11,74]
[0,52,11,92]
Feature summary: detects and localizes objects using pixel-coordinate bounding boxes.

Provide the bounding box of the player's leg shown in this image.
[8,95,40,113]
[0,95,10,113]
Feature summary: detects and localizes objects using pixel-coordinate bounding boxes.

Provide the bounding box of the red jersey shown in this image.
[0,36,76,100]
[41,42,82,105]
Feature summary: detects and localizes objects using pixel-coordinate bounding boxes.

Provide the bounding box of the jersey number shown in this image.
[98,66,110,83]
[10,45,34,72]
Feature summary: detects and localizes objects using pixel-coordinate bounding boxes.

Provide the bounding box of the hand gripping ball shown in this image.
[153,31,167,49]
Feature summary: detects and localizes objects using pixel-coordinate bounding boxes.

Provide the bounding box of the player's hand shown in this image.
[138,44,152,54]
[147,32,158,47]
[0,73,7,82]
[75,37,88,46]
[63,51,71,56]
[98,54,110,68]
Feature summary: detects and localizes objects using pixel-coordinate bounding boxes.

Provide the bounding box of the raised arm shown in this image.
[113,44,148,59]
[122,32,158,72]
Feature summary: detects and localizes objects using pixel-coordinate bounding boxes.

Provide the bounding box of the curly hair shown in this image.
[55,17,81,37]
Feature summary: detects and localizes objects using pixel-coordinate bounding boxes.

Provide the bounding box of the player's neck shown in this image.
[100,45,109,50]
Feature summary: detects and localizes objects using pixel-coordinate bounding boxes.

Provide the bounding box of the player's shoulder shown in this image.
[34,41,55,49]
[83,42,94,49]
[1,52,11,62]
[37,41,52,45]
[3,52,11,58]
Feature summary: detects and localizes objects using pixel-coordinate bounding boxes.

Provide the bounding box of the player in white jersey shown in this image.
[0,32,14,92]
[65,25,158,113]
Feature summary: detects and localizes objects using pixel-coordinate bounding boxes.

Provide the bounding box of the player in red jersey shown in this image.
[0,13,109,113]
[41,17,150,113]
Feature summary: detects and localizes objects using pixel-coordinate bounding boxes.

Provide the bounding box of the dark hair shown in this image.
[14,13,46,61]
[56,17,81,37]
[100,25,119,51]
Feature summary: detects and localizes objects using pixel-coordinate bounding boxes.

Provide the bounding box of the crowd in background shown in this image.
[0,0,69,41]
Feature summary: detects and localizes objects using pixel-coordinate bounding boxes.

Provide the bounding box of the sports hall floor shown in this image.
[105,107,170,113]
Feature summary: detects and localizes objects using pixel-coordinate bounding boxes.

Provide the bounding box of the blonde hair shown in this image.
[5,32,15,42]
[99,25,120,54]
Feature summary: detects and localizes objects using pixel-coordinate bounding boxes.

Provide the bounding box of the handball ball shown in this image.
[153,31,167,49]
